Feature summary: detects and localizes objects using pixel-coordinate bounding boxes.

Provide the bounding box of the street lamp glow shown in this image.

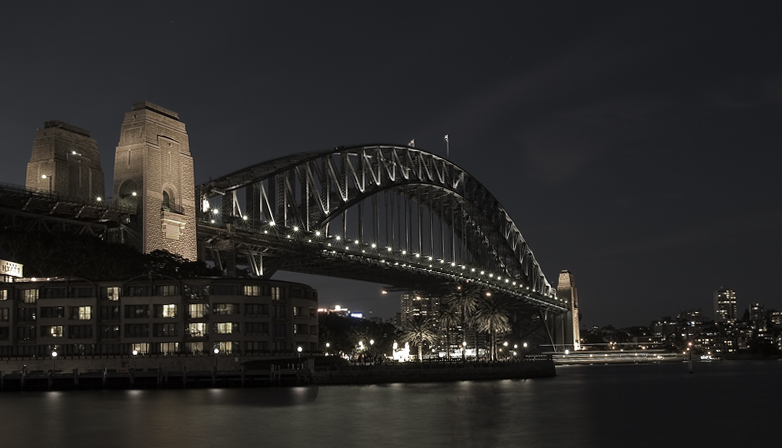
[213,348,220,355]
[132,349,138,356]
[52,351,58,358]
[297,346,303,353]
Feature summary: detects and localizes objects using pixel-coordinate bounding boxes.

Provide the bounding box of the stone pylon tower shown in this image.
[25,121,104,201]
[557,270,581,351]
[112,102,197,261]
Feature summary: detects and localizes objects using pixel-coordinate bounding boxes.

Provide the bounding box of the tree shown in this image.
[437,301,460,360]
[444,284,482,357]
[401,316,438,362]
[474,296,511,361]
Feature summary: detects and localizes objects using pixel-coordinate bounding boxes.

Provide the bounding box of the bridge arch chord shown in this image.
[197,145,558,307]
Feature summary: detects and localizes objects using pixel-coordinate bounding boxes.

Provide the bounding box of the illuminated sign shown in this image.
[0,259,23,277]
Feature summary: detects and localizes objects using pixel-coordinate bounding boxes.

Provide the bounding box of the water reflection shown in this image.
[0,362,779,447]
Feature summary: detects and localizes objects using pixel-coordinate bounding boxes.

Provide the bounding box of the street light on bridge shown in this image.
[41,174,53,192]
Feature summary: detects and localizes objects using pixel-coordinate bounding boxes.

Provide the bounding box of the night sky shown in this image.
[2,2,781,327]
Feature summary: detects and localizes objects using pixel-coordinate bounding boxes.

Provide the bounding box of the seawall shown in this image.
[312,360,556,385]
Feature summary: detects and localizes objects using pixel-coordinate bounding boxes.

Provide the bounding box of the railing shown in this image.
[162,202,184,214]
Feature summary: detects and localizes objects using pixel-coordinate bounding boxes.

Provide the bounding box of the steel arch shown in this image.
[197,145,561,311]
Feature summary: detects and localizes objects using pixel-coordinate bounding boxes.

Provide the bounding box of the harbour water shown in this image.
[0,360,779,447]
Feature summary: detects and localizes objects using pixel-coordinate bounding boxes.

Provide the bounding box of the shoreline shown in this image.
[0,358,556,392]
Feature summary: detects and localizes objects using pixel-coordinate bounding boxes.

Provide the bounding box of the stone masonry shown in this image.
[25,120,105,201]
[112,102,197,261]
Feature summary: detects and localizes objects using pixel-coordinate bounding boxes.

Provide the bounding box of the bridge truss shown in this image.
[197,145,565,313]
[0,182,134,243]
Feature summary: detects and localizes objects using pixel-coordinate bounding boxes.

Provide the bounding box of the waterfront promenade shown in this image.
[0,355,555,391]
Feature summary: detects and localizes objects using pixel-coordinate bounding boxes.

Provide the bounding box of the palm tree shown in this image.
[437,301,460,360]
[444,284,481,358]
[401,315,438,362]
[474,295,511,361]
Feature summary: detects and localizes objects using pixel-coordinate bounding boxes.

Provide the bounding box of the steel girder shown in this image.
[197,145,562,311]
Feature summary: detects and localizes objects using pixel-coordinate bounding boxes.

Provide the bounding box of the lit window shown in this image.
[188,303,206,318]
[244,285,261,296]
[156,304,177,318]
[106,286,120,301]
[24,289,38,304]
[215,341,234,354]
[75,306,92,320]
[131,343,150,354]
[0,290,7,301]
[159,342,179,354]
[188,322,208,337]
[49,326,63,337]
[215,322,235,334]
[271,287,281,300]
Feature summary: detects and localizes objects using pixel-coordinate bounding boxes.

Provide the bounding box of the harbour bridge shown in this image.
[0,144,566,316]
[196,144,565,314]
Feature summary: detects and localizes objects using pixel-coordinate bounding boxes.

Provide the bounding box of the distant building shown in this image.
[770,311,782,327]
[748,302,767,333]
[714,288,737,323]
[25,120,105,202]
[400,292,439,328]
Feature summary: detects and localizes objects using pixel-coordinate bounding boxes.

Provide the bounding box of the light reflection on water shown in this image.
[0,361,779,447]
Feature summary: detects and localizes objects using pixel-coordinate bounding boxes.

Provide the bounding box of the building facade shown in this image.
[714,287,737,323]
[400,292,439,328]
[0,277,318,357]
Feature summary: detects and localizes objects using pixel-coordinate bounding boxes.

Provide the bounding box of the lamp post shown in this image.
[462,341,467,361]
[41,174,52,193]
[297,346,303,360]
[132,349,138,370]
[51,351,57,371]
[213,347,219,370]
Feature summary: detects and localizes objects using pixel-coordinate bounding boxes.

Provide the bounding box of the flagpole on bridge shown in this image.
[444,134,449,158]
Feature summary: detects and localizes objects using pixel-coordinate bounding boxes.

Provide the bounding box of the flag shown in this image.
[444,134,449,142]
[409,139,415,147]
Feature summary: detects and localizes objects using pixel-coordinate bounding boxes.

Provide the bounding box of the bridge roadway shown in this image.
[0,181,131,239]
[196,144,566,313]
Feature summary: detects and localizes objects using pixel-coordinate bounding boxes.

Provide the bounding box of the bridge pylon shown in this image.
[112,102,197,261]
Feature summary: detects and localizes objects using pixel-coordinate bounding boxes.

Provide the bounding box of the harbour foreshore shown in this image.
[0,355,555,391]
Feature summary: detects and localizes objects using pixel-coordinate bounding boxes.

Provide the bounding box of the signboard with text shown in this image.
[0,258,23,277]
